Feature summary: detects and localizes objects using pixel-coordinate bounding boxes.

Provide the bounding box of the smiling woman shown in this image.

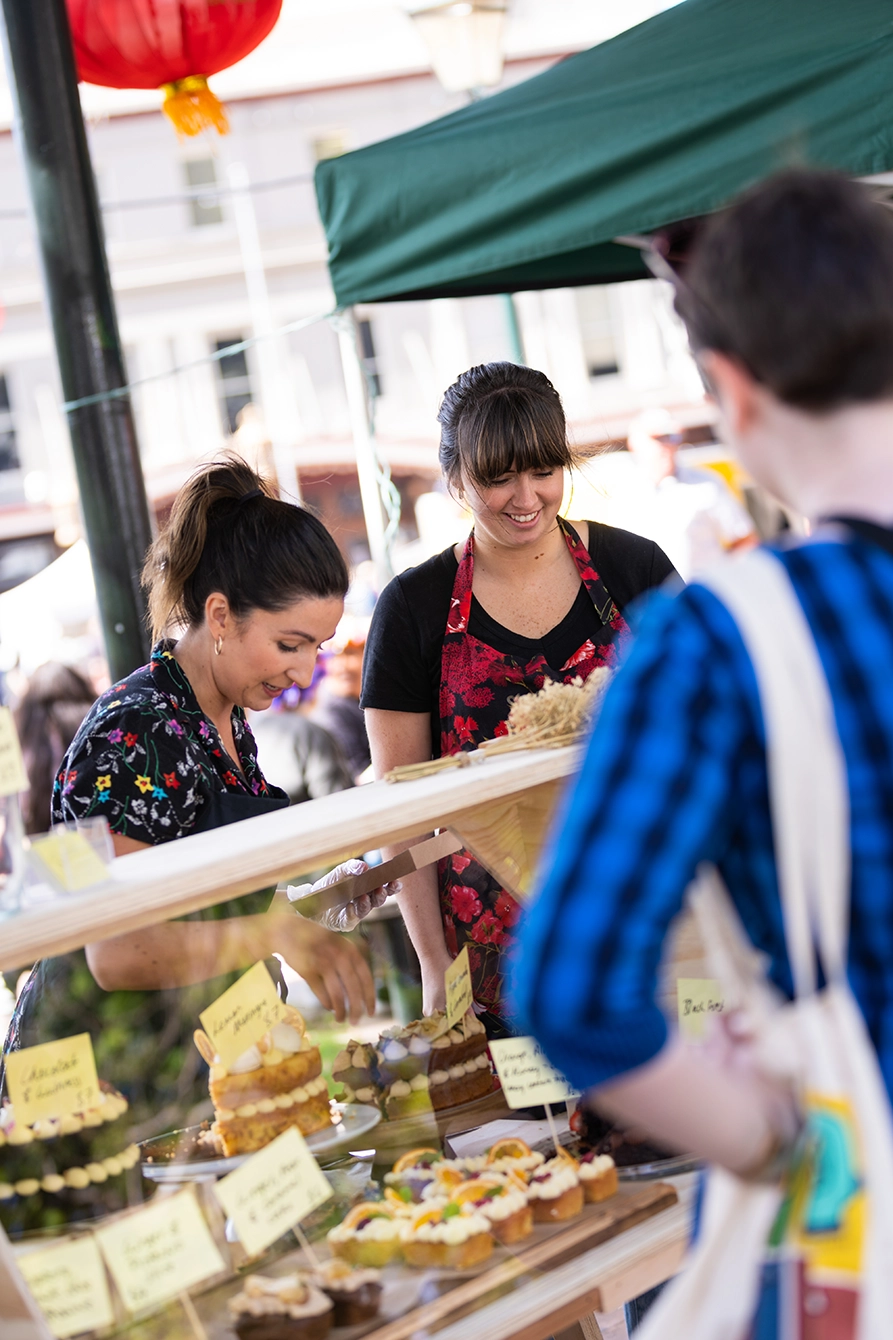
[5,457,387,1109]
[362,364,678,1031]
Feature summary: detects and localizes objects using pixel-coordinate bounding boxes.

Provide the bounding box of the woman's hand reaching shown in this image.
[286,859,401,932]
[266,909,376,1024]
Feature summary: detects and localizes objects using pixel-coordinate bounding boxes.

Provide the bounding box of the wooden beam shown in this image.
[451,777,565,900]
[0,746,581,971]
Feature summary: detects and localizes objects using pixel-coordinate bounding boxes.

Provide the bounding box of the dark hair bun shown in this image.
[142,454,348,640]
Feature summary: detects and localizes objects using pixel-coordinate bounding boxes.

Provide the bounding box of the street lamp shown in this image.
[405,1,508,97]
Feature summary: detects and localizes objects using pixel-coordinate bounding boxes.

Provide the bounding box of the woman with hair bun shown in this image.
[8,457,387,1080]
[362,363,676,1032]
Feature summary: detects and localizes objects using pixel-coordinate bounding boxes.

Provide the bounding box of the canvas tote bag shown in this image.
[637,546,893,1340]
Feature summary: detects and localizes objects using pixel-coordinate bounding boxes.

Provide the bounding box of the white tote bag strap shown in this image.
[701,549,849,994]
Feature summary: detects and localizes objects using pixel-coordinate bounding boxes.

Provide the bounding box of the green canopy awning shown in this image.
[315,0,893,307]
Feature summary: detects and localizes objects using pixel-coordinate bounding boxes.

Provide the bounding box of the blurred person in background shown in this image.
[624,407,756,579]
[15,662,96,835]
[312,616,371,781]
[249,675,354,804]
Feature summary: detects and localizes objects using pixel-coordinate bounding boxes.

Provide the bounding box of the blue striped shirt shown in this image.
[512,530,893,1102]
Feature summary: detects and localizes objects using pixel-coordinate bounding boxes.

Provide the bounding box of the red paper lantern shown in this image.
[66,0,283,136]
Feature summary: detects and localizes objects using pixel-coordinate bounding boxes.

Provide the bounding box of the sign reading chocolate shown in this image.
[0,705,28,797]
[214,1126,332,1258]
[95,1187,225,1313]
[488,1036,577,1109]
[199,960,287,1069]
[5,1033,101,1126]
[17,1236,115,1339]
[677,978,725,1042]
[444,945,473,1028]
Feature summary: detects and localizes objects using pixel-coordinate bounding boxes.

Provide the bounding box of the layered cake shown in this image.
[332,1011,493,1119]
[194,1006,331,1157]
[0,1081,139,1233]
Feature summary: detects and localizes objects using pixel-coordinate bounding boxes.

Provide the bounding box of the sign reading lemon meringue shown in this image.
[200,961,287,1070]
[5,1033,100,1126]
[214,1126,332,1257]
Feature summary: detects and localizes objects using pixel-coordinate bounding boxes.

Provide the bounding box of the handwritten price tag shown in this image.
[214,1126,332,1258]
[17,1235,114,1339]
[488,1036,577,1109]
[96,1187,225,1314]
[677,978,725,1042]
[29,830,109,893]
[0,706,28,797]
[5,1034,100,1126]
[444,945,473,1028]
[199,961,287,1069]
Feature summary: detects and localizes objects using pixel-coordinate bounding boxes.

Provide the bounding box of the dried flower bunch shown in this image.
[478,668,613,755]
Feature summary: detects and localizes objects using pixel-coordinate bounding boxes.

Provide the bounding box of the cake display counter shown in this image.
[0,746,692,1339]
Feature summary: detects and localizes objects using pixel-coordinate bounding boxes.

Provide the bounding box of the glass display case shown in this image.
[0,746,690,1340]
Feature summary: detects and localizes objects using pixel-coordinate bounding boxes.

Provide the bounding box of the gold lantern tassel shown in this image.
[161,75,230,137]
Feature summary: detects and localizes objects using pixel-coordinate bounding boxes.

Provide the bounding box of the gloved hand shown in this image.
[287,859,402,932]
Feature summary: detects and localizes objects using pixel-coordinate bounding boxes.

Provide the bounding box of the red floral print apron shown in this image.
[438,520,629,1019]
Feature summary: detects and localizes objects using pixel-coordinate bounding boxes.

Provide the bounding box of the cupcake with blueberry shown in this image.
[526,1155,584,1222]
[400,1199,493,1270]
[327,1202,403,1267]
[578,1152,618,1203]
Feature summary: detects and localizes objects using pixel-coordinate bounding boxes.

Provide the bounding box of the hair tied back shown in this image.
[238,488,264,504]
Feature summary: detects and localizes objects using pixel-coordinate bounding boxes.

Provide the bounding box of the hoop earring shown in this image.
[214,636,223,656]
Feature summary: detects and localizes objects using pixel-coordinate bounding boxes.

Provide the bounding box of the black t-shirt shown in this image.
[361,521,676,750]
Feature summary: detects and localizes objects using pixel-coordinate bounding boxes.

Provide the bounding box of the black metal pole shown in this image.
[0,0,153,682]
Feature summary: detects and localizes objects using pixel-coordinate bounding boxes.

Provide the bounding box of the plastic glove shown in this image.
[287,859,402,932]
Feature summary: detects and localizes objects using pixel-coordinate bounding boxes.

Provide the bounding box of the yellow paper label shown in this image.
[214,1125,332,1258]
[677,978,725,1042]
[96,1187,225,1314]
[5,1033,100,1126]
[29,830,109,893]
[199,961,287,1070]
[18,1235,114,1339]
[0,706,28,797]
[488,1036,577,1109]
[444,945,473,1028]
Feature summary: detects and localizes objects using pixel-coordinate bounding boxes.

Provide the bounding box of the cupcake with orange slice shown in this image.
[382,1147,444,1204]
[526,1152,584,1222]
[448,1173,533,1246]
[484,1136,545,1180]
[401,1199,494,1270]
[327,1202,403,1267]
[578,1152,618,1203]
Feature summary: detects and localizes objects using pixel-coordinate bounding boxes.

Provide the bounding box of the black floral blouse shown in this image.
[51,640,285,842]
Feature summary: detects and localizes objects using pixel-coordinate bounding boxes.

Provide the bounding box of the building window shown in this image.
[576,286,620,378]
[184,158,223,227]
[0,375,20,472]
[357,318,383,397]
[214,338,253,434]
[312,131,348,162]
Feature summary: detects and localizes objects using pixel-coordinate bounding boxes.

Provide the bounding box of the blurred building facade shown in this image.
[0,0,703,584]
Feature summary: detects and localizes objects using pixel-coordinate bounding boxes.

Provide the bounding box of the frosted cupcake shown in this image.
[327,1203,403,1267]
[401,1200,493,1269]
[527,1157,584,1222]
[228,1275,332,1340]
[578,1152,618,1203]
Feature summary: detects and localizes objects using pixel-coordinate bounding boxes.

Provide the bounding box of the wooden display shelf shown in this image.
[110,1181,686,1340]
[0,745,581,972]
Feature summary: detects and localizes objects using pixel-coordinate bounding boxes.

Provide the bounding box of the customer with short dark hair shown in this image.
[514,169,893,1170]
[363,362,675,1030]
[15,661,95,835]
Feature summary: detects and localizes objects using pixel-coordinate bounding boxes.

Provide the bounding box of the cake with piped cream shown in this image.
[194,1006,331,1157]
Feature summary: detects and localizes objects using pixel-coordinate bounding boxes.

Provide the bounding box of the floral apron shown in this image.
[437,519,630,1022]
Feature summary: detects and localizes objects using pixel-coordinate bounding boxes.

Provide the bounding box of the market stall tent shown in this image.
[315,0,893,306]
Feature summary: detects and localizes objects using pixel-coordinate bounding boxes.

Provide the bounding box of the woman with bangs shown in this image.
[362,363,676,1032]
